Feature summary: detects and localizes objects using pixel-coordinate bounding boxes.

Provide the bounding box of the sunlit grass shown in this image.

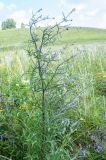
[0,30,106,159]
[0,27,106,50]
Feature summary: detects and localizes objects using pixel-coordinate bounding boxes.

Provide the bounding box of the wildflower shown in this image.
[80,118,85,121]
[103,112,106,117]
[81,150,86,156]
[103,74,106,78]
[0,108,3,112]
[79,144,83,150]
[96,146,102,152]
[96,72,106,78]
[19,104,27,110]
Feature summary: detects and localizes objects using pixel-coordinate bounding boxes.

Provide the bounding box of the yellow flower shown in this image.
[19,104,27,110]
[80,118,85,121]
[96,72,106,78]
[0,108,3,112]
[102,74,106,78]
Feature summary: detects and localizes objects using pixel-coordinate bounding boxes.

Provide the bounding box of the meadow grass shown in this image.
[0,28,106,159]
[0,27,106,51]
[0,28,29,50]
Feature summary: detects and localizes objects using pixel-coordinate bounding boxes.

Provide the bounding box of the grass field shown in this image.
[0,27,106,50]
[0,27,106,160]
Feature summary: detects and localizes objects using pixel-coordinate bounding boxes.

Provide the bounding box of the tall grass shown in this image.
[0,45,106,159]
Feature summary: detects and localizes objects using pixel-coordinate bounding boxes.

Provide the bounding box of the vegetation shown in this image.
[1,18,16,30]
[0,10,106,160]
[0,27,106,50]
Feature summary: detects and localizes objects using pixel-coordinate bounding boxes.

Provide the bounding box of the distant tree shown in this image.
[1,18,16,30]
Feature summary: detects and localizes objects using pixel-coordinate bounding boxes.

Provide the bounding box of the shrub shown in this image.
[1,18,16,30]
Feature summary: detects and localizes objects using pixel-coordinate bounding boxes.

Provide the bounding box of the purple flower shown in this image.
[81,151,86,156]
[103,112,106,117]
[79,144,83,150]
[96,146,102,152]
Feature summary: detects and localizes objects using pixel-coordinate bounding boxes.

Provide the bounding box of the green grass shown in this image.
[0,28,30,50]
[0,27,106,159]
[0,46,106,159]
[0,27,106,51]
[60,27,106,44]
